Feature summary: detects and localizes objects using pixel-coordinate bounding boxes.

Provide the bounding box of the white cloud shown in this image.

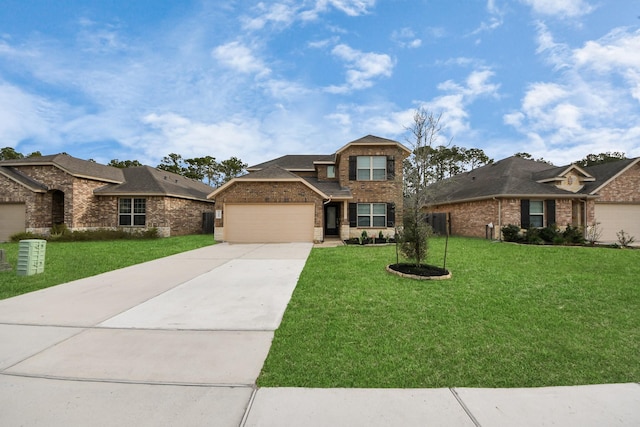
[325,44,394,93]
[521,0,594,18]
[301,0,376,21]
[391,28,422,49]
[504,26,640,163]
[241,2,298,31]
[212,41,271,76]
[0,83,56,144]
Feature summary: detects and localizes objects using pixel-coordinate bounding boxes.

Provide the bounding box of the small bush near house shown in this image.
[525,227,545,245]
[563,224,585,245]
[616,230,636,248]
[10,227,159,242]
[501,224,523,243]
[538,225,561,244]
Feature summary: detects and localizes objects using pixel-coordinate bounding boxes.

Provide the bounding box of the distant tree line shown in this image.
[1,147,246,187]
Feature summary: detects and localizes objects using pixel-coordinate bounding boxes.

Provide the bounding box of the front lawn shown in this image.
[258,237,640,388]
[0,235,215,300]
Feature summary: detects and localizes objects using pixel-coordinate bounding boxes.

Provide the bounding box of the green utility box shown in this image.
[17,239,47,276]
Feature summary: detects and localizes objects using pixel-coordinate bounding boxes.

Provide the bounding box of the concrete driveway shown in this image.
[1,242,638,426]
[0,242,312,426]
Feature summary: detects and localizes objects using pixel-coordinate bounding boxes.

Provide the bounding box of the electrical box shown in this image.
[16,239,46,276]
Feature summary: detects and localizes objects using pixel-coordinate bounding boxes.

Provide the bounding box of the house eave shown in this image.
[95,191,214,203]
[427,193,598,206]
[208,177,330,200]
[589,157,640,195]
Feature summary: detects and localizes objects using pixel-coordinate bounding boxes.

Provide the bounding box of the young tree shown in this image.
[399,108,445,267]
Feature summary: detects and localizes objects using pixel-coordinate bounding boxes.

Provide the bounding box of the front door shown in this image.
[325,204,339,236]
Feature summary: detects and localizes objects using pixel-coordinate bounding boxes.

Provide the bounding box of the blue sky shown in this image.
[1,0,639,167]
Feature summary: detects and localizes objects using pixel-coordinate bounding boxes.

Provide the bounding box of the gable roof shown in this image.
[0,153,215,202]
[208,165,351,199]
[0,154,124,183]
[428,156,640,205]
[428,156,591,204]
[335,135,411,155]
[580,157,640,194]
[0,166,49,192]
[94,166,215,202]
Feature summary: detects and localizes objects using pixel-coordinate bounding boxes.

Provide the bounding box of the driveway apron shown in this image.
[0,242,312,427]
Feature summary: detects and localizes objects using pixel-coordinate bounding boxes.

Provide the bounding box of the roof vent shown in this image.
[164,176,167,180]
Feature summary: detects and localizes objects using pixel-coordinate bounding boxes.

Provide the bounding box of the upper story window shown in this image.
[119,198,146,226]
[327,165,335,178]
[357,156,387,181]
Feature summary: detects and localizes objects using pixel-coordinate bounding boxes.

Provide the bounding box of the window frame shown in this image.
[529,200,544,228]
[326,165,335,178]
[356,202,387,228]
[119,197,146,226]
[356,156,386,181]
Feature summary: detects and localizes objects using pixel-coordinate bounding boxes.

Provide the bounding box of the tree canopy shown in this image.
[574,151,627,167]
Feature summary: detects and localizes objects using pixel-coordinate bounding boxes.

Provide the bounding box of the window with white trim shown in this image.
[357,156,386,181]
[357,203,387,227]
[119,198,146,226]
[327,165,335,178]
[529,200,544,228]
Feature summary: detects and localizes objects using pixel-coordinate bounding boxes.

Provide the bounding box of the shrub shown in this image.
[616,230,636,248]
[525,227,544,245]
[563,224,585,245]
[539,224,560,244]
[9,232,42,242]
[501,224,522,242]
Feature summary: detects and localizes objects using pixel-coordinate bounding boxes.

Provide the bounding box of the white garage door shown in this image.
[594,203,640,244]
[0,203,26,242]
[224,203,315,243]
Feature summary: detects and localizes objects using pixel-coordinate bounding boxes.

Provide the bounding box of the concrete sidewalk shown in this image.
[0,242,638,426]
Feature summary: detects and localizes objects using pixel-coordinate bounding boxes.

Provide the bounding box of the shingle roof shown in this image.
[0,166,49,192]
[238,165,302,179]
[428,156,640,205]
[248,154,335,171]
[0,154,124,183]
[580,158,638,194]
[302,178,353,199]
[94,166,215,202]
[428,156,584,204]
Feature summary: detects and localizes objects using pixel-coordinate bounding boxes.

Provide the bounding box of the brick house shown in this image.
[426,155,640,243]
[208,135,411,243]
[0,154,215,241]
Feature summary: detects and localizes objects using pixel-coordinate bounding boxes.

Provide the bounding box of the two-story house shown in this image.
[208,135,411,243]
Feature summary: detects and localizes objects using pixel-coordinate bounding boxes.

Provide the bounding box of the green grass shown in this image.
[0,235,215,300]
[258,237,640,388]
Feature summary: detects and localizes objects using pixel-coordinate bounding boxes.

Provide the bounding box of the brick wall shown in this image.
[3,165,213,237]
[337,145,407,225]
[213,181,324,228]
[429,197,592,238]
[596,162,640,202]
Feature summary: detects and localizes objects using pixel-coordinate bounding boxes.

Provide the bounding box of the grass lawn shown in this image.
[0,235,215,300]
[258,237,640,388]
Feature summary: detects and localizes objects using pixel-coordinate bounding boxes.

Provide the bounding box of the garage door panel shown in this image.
[594,204,640,243]
[0,204,26,242]
[225,204,314,243]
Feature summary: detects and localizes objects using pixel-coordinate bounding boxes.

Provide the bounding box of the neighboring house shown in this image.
[209,135,411,243]
[426,155,640,243]
[0,154,215,241]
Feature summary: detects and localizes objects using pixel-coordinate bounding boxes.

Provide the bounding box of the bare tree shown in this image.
[398,108,447,267]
